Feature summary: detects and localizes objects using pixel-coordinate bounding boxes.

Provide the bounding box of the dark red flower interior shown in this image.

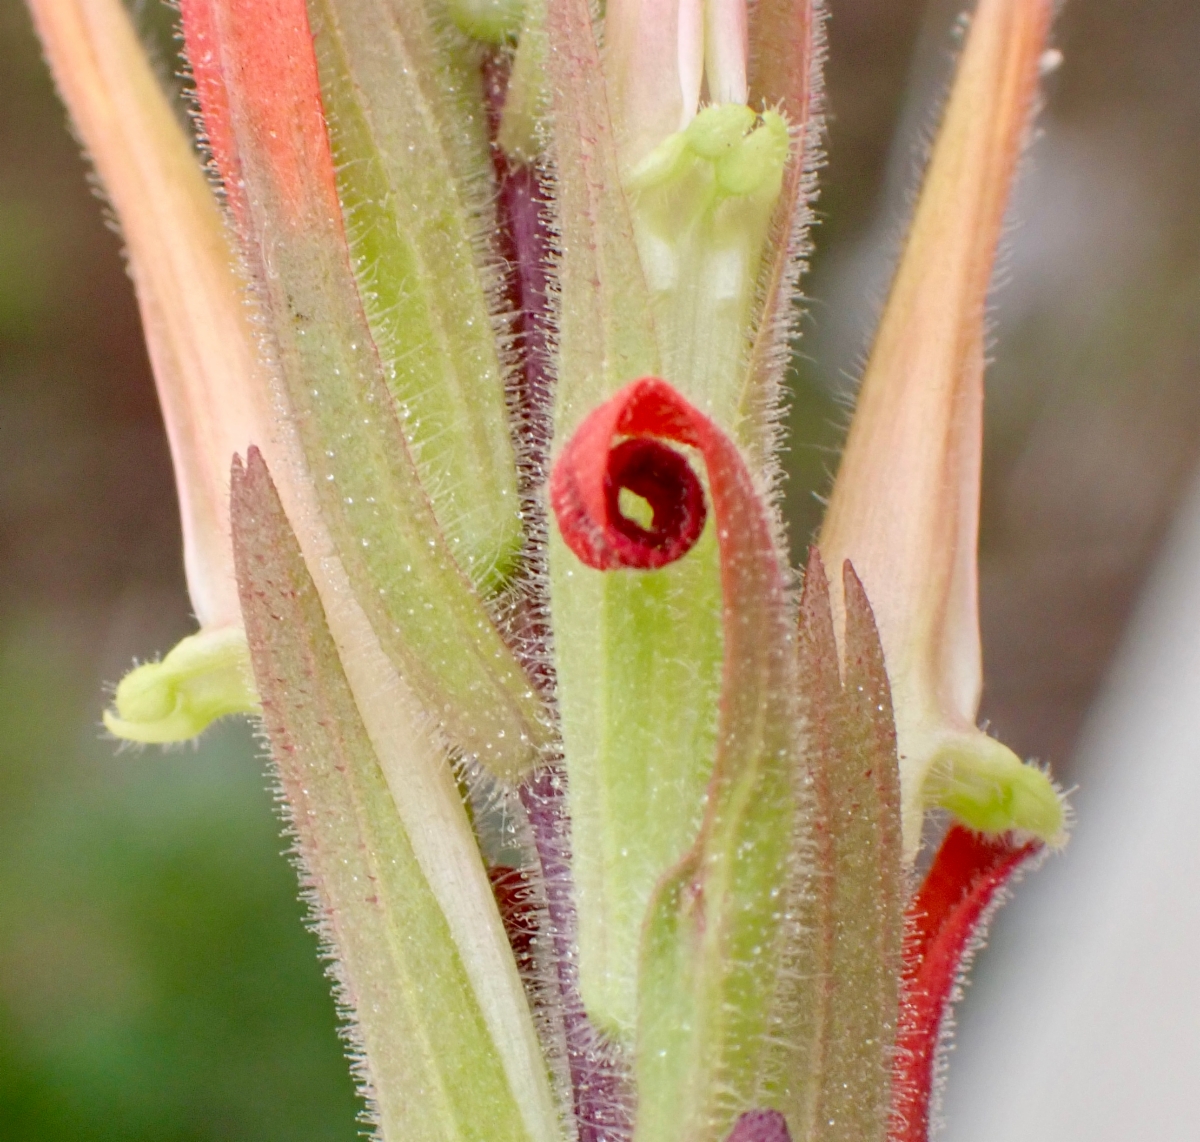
[604,437,707,568]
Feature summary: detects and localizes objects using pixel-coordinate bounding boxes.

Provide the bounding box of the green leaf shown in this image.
[552,527,723,1039]
[794,551,903,1142]
[231,448,560,1142]
[306,0,524,590]
[180,0,550,778]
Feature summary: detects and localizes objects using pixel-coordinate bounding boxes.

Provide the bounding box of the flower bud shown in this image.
[819,0,1065,858]
[29,0,266,740]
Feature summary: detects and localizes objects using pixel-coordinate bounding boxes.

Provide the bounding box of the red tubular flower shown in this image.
[892,827,1043,1141]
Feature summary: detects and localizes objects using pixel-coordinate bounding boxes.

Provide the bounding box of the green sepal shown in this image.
[633,738,799,1142]
[103,626,258,743]
[307,0,523,591]
[231,448,559,1142]
[534,0,729,1046]
[254,222,548,777]
[626,424,809,1142]
[556,527,723,1039]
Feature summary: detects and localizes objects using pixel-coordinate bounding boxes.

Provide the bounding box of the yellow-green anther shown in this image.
[445,0,525,43]
[309,0,524,592]
[104,628,259,744]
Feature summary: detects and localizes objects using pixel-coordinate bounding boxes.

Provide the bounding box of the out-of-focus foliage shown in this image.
[0,640,361,1138]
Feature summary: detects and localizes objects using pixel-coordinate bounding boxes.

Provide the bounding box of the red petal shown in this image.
[891,825,1041,1141]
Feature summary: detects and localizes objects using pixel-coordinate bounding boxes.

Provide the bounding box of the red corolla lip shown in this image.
[891,825,1043,1142]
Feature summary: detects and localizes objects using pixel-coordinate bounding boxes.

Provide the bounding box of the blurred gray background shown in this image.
[2,0,1198,1137]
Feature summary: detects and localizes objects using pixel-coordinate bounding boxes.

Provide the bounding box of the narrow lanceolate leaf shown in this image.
[891,826,1041,1142]
[796,551,904,1142]
[741,0,823,467]
[180,0,550,777]
[306,0,523,588]
[551,378,809,1142]
[818,0,1062,856]
[231,448,552,1142]
[538,0,723,1043]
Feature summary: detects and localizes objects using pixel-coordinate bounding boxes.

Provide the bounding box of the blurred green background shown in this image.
[1,0,1197,1138]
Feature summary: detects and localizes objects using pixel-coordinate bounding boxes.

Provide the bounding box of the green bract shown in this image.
[232,450,561,1142]
[535,0,804,1042]
[309,0,524,590]
[181,0,551,779]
